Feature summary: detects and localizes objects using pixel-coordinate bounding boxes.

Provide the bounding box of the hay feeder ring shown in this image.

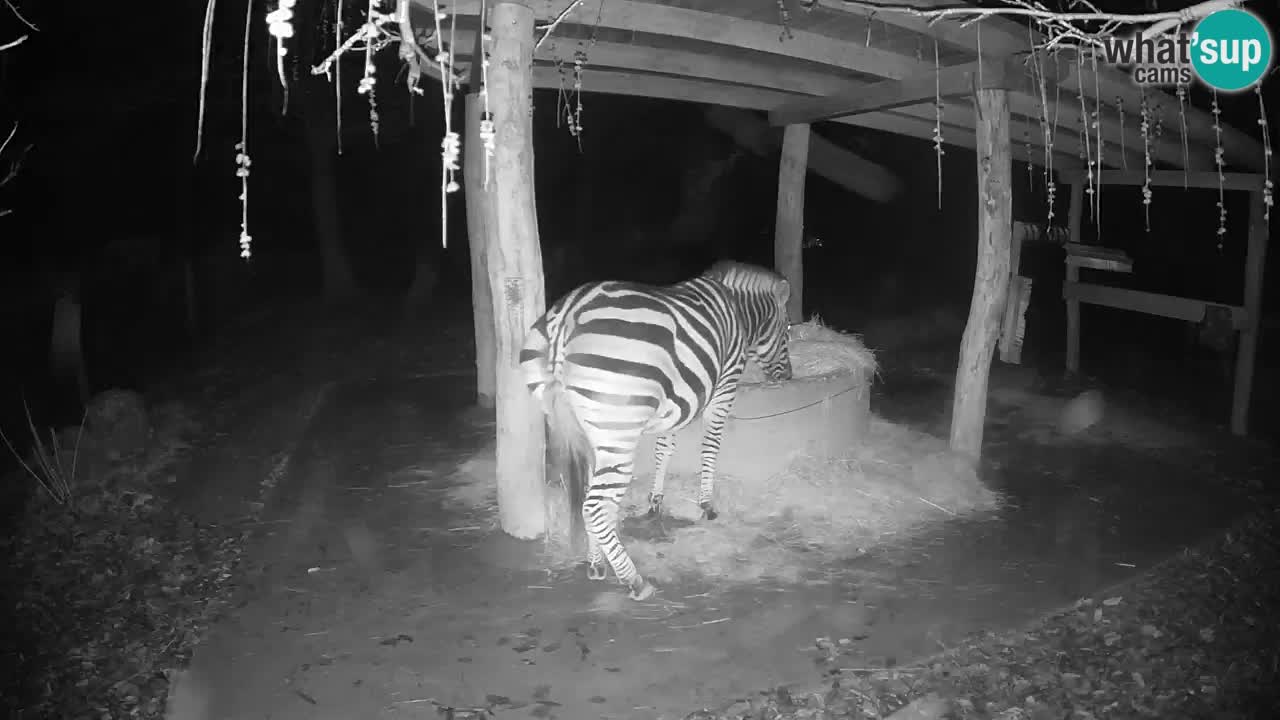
[634,321,876,518]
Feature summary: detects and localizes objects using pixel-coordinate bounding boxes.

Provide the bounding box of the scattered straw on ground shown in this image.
[446,416,1002,587]
[619,417,1002,585]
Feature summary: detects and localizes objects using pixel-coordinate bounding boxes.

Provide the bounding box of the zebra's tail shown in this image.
[543,380,589,553]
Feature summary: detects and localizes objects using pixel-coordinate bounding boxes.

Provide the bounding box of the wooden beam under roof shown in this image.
[447,0,925,80]
[769,56,1057,126]
[450,27,1174,170]
[528,67,1087,169]
[1057,167,1269,192]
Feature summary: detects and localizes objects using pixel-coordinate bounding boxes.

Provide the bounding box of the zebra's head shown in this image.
[703,261,794,383]
[755,278,794,383]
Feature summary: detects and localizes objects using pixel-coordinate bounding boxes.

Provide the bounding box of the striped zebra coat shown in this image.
[520,261,793,600]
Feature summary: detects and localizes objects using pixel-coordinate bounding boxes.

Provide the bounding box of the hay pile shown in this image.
[740,316,878,384]
[618,417,1002,584]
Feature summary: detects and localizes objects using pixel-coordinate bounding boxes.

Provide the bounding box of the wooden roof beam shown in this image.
[448,29,855,98]
[769,56,1051,126]
[445,0,925,80]
[530,67,1083,169]
[1056,166,1268,192]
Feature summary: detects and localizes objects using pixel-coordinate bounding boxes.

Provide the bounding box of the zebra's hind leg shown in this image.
[583,495,655,600]
[647,434,677,519]
[583,501,607,581]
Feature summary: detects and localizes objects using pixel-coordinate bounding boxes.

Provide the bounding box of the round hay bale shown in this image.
[633,319,875,520]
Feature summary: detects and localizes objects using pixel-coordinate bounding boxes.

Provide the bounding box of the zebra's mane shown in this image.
[699,260,785,294]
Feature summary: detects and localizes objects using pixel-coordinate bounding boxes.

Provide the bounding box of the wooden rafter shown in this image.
[1057,166,1269,192]
[449,0,925,79]
[527,66,1087,169]
[769,56,1060,126]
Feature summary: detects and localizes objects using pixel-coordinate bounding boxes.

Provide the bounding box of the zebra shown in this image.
[520,260,794,600]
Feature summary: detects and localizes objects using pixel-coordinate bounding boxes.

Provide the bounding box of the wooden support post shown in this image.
[775,123,809,323]
[998,221,1027,364]
[1064,182,1085,374]
[465,93,497,408]
[1231,192,1269,436]
[950,88,1012,461]
[483,0,546,540]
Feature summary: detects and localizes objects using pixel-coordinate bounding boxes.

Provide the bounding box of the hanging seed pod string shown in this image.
[1211,89,1227,250]
[1257,84,1273,224]
[266,0,297,114]
[1024,42,1036,193]
[431,0,461,247]
[335,0,345,155]
[1076,48,1094,223]
[1139,87,1153,233]
[478,0,495,189]
[236,0,255,260]
[357,0,382,147]
[1116,96,1126,171]
[932,37,944,210]
[1173,24,1190,189]
[1090,47,1103,236]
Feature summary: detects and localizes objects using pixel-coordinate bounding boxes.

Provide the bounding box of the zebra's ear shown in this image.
[773,278,791,304]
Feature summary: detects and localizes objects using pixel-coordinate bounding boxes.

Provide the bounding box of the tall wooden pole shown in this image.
[950,88,1012,461]
[1064,182,1085,374]
[774,123,809,323]
[483,0,546,539]
[464,93,497,408]
[1230,192,1268,436]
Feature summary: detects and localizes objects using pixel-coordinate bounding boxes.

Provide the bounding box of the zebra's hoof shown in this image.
[587,563,608,581]
[699,502,718,521]
[628,579,656,601]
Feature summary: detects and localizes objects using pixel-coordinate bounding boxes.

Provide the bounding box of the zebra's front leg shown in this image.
[696,396,736,521]
[647,433,677,520]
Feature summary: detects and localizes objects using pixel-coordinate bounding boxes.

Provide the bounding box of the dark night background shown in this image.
[1,0,1277,469]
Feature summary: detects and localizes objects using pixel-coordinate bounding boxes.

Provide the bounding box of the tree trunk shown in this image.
[49,271,89,413]
[402,249,442,321]
[950,88,1012,461]
[485,1,547,540]
[303,106,358,301]
[465,93,497,408]
[774,123,809,323]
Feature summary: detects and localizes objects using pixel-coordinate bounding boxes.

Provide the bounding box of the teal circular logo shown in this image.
[1191,8,1273,92]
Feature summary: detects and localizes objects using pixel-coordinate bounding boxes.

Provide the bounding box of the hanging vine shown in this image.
[266,0,297,114]
[477,0,495,189]
[429,0,461,245]
[1211,89,1227,249]
[1258,85,1274,223]
[1090,48,1102,229]
[1139,88,1153,232]
[1116,96,1126,171]
[335,0,344,154]
[236,0,255,260]
[1075,49,1095,221]
[931,38,943,209]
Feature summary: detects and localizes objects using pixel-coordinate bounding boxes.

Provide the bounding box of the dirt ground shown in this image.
[146,302,1279,720]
